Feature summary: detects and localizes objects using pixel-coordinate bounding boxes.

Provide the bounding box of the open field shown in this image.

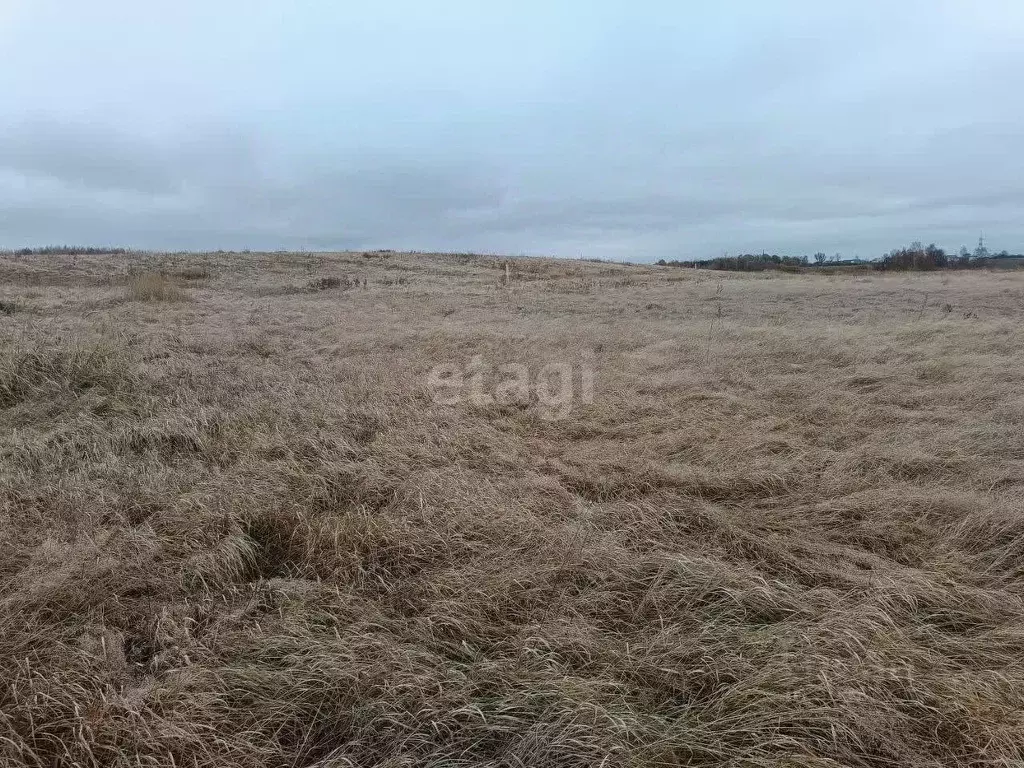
[2,251,1024,767]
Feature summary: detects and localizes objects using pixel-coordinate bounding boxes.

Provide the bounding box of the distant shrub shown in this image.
[309,276,342,290]
[875,243,948,271]
[308,275,364,291]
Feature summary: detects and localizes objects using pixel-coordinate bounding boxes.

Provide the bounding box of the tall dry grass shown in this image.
[124,270,186,302]
[0,250,1023,766]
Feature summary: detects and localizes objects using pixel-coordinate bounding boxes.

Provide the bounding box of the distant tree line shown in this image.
[654,252,874,271]
[874,241,1022,271]
[2,245,130,256]
[656,253,809,271]
[657,242,1022,272]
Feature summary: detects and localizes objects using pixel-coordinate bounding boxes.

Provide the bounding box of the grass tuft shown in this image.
[125,271,186,301]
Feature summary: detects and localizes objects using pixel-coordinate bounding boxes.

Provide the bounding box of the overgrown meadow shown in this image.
[1,250,1023,767]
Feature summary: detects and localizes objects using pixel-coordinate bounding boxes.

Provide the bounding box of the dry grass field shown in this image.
[1,250,1024,767]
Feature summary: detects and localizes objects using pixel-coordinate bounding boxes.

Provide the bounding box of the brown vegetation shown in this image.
[1,250,1023,766]
[124,270,187,302]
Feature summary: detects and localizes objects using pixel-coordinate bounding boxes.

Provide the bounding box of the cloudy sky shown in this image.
[2,1,1022,260]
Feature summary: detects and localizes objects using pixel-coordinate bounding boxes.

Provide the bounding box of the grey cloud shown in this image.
[0,120,179,195]
[0,119,510,250]
[0,119,269,197]
[2,1,1024,259]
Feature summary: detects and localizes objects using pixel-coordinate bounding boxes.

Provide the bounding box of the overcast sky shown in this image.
[2,1,1022,260]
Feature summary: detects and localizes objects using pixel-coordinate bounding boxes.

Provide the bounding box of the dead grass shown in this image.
[0,250,1023,766]
[0,340,134,409]
[124,270,186,302]
[171,267,213,281]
